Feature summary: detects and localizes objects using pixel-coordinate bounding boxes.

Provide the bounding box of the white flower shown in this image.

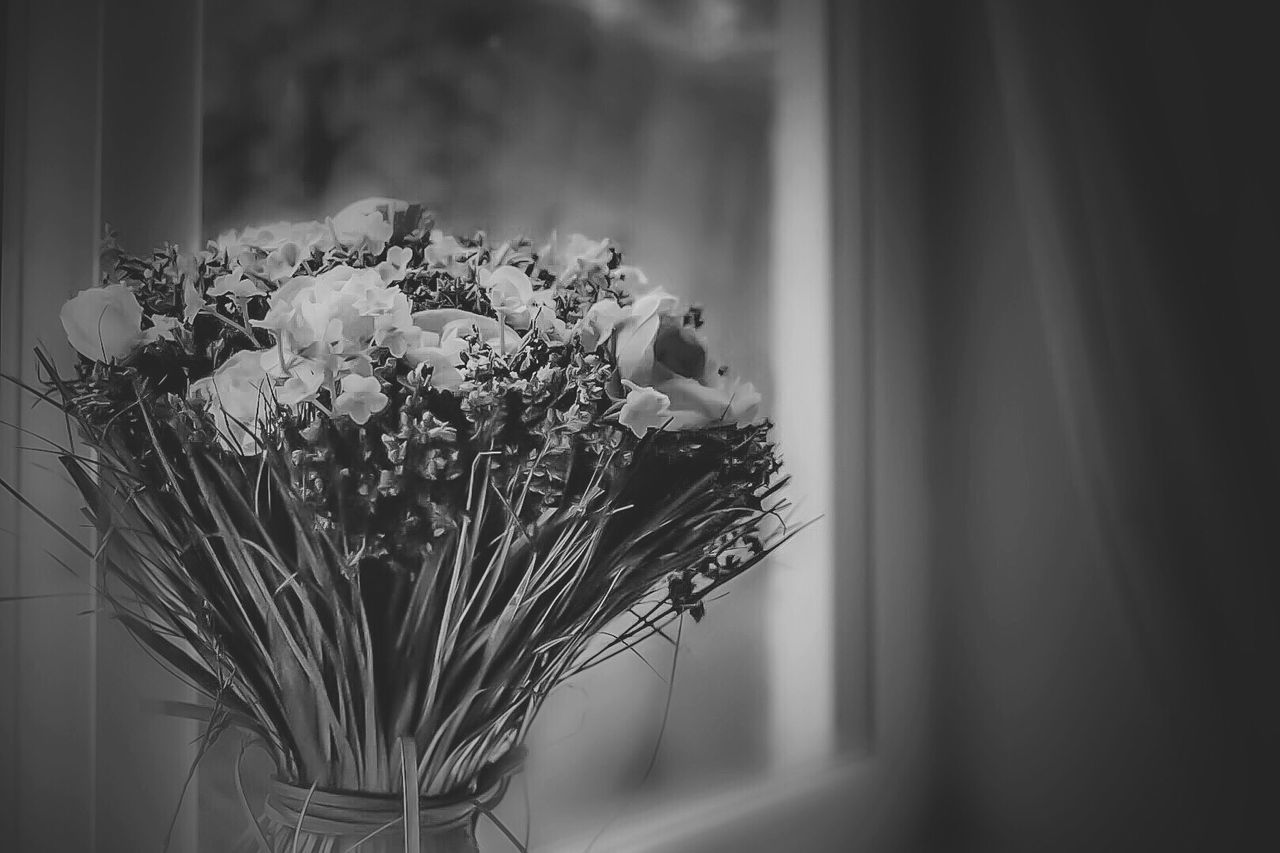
[612,288,680,385]
[404,344,466,390]
[578,298,628,350]
[332,197,408,254]
[217,219,333,256]
[408,308,529,389]
[216,221,334,287]
[189,349,273,455]
[480,265,556,331]
[140,315,181,345]
[373,310,423,359]
[544,233,611,277]
[413,308,496,336]
[350,273,404,318]
[378,246,414,283]
[347,271,423,356]
[252,267,395,359]
[618,381,672,438]
[261,242,306,283]
[611,265,650,290]
[423,229,465,273]
[215,219,334,286]
[208,270,265,300]
[657,374,762,429]
[60,284,144,363]
[279,365,325,407]
[412,308,521,354]
[261,349,327,407]
[333,374,388,425]
[252,276,343,352]
[610,289,761,429]
[182,276,205,324]
[480,265,532,307]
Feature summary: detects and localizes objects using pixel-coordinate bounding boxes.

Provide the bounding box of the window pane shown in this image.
[202,0,778,842]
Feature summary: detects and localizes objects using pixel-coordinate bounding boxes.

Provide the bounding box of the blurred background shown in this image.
[5,0,1280,851]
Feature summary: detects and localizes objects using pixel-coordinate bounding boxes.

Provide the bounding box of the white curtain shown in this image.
[927,0,1280,848]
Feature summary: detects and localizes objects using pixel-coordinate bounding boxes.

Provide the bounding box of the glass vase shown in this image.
[257,779,489,853]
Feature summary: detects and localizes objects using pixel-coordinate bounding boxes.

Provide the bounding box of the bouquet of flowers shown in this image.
[6,198,798,852]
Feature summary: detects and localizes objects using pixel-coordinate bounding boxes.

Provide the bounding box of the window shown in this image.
[1,2,902,850]
[201,0,851,846]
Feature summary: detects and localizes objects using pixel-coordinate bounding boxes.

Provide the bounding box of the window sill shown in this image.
[538,757,867,853]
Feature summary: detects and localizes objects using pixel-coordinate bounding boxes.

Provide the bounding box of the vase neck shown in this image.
[262,779,484,853]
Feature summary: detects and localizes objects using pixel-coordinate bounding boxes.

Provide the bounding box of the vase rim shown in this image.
[265,776,501,834]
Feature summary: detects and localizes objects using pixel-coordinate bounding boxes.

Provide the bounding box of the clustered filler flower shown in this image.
[22,198,799,849]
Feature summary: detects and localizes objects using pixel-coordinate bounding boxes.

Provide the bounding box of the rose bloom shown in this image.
[60,283,145,363]
[189,349,274,455]
[253,265,422,362]
[608,289,761,430]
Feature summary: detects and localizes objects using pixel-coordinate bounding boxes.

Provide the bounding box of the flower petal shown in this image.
[618,384,672,438]
[60,284,144,362]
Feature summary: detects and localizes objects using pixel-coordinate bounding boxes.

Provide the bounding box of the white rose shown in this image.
[189,349,273,455]
[610,291,761,429]
[655,373,761,430]
[253,268,390,358]
[612,288,680,385]
[60,284,144,363]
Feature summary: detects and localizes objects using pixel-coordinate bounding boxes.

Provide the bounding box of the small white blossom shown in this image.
[373,313,423,359]
[333,374,388,425]
[266,353,326,407]
[618,381,672,438]
[378,246,414,282]
[182,276,205,324]
[208,270,265,300]
[140,314,181,345]
[261,242,306,282]
[423,229,464,272]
